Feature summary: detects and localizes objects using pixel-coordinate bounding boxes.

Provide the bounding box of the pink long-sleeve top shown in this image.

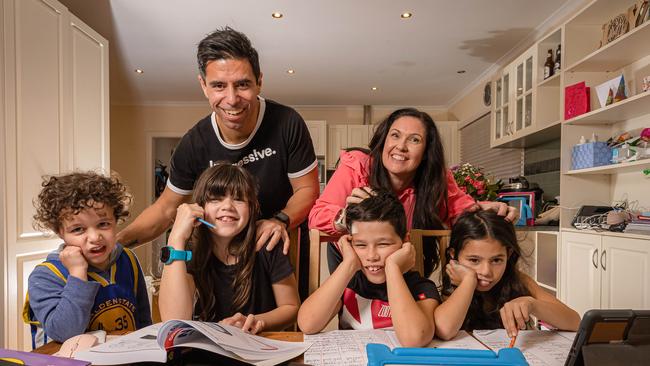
[308,150,476,236]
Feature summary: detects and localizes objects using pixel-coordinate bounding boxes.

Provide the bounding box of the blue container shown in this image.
[571,141,611,170]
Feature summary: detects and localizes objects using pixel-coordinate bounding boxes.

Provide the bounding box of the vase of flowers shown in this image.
[451,163,502,201]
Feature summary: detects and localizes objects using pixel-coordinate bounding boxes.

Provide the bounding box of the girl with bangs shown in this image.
[434,210,579,340]
[159,163,299,334]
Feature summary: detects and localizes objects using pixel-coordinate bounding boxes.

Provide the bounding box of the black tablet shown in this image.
[565,309,650,366]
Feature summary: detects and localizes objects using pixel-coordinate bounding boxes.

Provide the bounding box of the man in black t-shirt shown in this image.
[117,28,319,291]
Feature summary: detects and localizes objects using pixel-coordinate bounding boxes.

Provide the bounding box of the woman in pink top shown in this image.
[309,108,516,277]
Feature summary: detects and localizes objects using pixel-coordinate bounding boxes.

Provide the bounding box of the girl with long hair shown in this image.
[159,163,299,333]
[434,210,579,340]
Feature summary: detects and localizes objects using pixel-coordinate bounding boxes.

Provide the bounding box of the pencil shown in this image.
[197,218,215,229]
[508,334,517,348]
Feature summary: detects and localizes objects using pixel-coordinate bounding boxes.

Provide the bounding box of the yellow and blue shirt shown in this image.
[24,244,152,347]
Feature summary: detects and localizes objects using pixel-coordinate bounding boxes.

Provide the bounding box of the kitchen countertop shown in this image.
[515,225,559,232]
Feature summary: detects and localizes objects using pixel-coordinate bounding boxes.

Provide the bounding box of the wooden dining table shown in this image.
[33,331,306,364]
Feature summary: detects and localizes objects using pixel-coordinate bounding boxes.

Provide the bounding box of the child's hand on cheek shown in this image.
[499,296,535,338]
[169,203,204,249]
[60,245,88,280]
[446,260,477,287]
[339,235,361,272]
[385,242,415,273]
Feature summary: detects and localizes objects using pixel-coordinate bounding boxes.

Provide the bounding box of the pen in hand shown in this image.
[508,334,517,348]
[197,218,215,229]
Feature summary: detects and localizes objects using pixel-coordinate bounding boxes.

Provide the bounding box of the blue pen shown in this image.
[197,218,215,229]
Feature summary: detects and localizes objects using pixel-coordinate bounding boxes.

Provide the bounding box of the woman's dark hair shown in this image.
[197,27,261,83]
[345,189,407,239]
[33,171,131,233]
[188,163,259,320]
[443,210,530,331]
[367,108,448,275]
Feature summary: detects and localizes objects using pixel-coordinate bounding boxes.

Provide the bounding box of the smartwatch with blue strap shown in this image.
[160,246,192,265]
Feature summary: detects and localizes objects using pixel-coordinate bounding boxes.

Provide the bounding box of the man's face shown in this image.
[350,221,403,284]
[199,58,262,135]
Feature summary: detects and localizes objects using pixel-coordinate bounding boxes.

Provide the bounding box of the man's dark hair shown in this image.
[345,190,407,239]
[197,26,261,82]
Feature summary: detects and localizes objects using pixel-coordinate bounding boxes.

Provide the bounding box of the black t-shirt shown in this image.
[339,271,441,330]
[191,244,294,321]
[168,97,317,218]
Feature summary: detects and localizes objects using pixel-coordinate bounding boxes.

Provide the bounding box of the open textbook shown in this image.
[304,329,576,366]
[73,320,311,366]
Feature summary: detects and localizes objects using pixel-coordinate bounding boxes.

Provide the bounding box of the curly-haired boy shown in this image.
[24,172,152,347]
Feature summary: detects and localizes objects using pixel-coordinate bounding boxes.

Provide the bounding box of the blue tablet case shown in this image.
[366,343,528,365]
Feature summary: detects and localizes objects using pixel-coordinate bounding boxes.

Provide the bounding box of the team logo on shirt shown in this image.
[234,148,277,167]
[88,298,136,332]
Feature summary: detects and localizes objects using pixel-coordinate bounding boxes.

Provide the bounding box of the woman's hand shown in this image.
[446,260,477,287]
[499,296,535,337]
[476,201,519,223]
[168,203,204,249]
[220,313,265,334]
[385,242,416,273]
[338,235,362,273]
[346,186,375,206]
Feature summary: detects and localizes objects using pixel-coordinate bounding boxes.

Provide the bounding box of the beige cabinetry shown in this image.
[305,120,327,156]
[326,124,371,169]
[560,230,650,316]
[1,0,109,349]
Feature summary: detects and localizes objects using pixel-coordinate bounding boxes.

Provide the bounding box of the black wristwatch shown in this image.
[272,211,290,229]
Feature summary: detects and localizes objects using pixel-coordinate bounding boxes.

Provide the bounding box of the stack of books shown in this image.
[625,213,650,234]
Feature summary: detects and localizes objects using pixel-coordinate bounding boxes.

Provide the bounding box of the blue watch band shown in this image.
[161,246,192,265]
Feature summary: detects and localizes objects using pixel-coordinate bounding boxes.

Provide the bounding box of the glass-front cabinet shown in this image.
[491,45,537,147]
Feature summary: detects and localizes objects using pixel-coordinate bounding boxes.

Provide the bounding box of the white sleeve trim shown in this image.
[288,159,318,179]
[166,180,193,196]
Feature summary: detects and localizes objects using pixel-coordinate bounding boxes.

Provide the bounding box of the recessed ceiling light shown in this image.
[400,12,413,19]
[371,87,378,91]
[457,70,466,74]
[135,68,144,74]
[287,69,295,74]
[272,12,283,18]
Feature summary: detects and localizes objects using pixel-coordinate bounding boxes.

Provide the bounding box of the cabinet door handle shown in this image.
[601,250,606,271]
[592,249,599,269]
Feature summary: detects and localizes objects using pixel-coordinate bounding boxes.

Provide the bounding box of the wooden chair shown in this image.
[308,228,452,295]
[409,229,452,284]
[308,229,338,295]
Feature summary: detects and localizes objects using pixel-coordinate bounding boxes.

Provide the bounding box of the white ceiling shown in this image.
[60,0,580,107]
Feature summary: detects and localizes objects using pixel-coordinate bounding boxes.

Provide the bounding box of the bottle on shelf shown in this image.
[554,44,561,74]
[544,49,554,79]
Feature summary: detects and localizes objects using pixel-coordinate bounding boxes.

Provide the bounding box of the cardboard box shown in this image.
[571,142,611,170]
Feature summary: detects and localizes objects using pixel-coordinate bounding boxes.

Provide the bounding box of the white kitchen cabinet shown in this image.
[601,236,650,310]
[305,120,327,156]
[561,230,650,316]
[1,0,109,349]
[347,124,371,149]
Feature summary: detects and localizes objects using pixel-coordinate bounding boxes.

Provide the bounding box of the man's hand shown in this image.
[446,260,478,287]
[385,242,416,273]
[220,313,265,334]
[255,219,289,254]
[60,246,88,281]
[500,296,535,338]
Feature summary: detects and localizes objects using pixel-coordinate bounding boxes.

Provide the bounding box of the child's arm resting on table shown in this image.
[298,235,361,334]
[250,274,301,332]
[28,267,100,342]
[433,260,478,340]
[500,273,580,337]
[386,242,437,347]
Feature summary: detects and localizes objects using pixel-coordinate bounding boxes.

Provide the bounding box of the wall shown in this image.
[294,105,451,125]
